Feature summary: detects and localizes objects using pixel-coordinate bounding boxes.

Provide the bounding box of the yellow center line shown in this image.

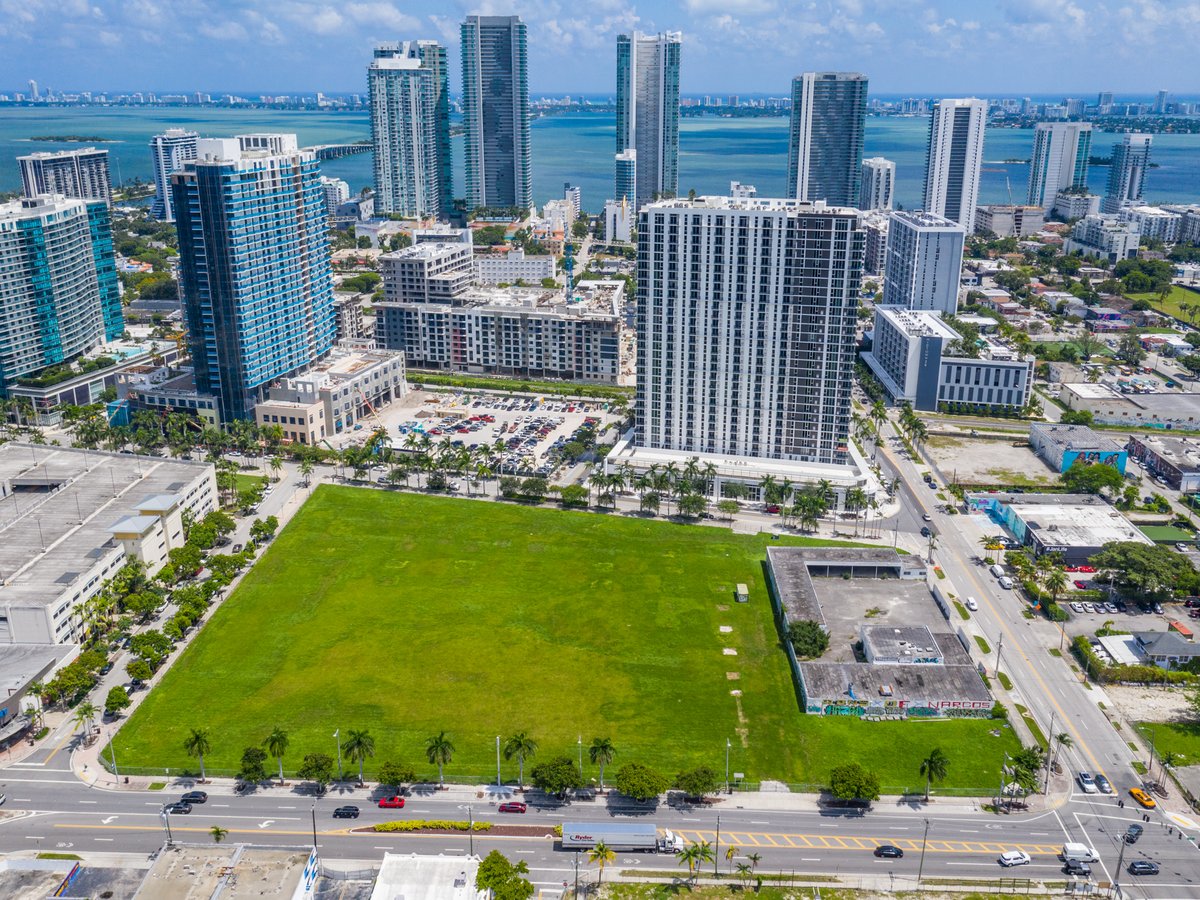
[42,724,78,766]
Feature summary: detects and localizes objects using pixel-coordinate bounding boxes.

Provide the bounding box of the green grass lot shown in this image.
[1127,286,1200,323]
[233,473,268,493]
[1137,722,1200,766]
[113,488,1018,791]
[1138,524,1196,544]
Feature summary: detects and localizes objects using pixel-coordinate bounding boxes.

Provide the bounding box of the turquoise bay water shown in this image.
[1,107,1198,212]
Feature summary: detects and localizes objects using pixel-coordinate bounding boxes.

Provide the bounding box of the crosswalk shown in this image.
[673,829,1062,856]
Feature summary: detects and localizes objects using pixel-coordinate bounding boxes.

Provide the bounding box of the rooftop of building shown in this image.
[0,643,67,697]
[269,344,404,397]
[799,660,992,705]
[392,281,624,319]
[0,443,213,611]
[1135,631,1200,657]
[16,146,107,160]
[1130,433,1200,470]
[1006,498,1150,548]
[875,306,959,340]
[861,625,940,659]
[643,196,858,216]
[382,240,473,262]
[371,853,485,900]
[766,547,925,629]
[889,209,964,230]
[0,193,91,224]
[134,845,311,900]
[1031,423,1124,454]
[1067,382,1200,416]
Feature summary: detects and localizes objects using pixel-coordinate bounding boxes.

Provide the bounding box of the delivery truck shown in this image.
[1059,842,1099,863]
[560,822,685,853]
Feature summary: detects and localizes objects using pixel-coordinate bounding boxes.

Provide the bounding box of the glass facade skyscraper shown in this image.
[149,129,199,222]
[922,98,987,232]
[786,72,868,207]
[615,31,681,210]
[1027,123,1091,208]
[369,41,451,219]
[0,195,123,394]
[171,135,336,422]
[461,15,531,210]
[1102,134,1152,214]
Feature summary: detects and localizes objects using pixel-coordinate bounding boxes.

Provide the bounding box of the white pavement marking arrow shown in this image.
[101,816,118,825]
[258,820,275,829]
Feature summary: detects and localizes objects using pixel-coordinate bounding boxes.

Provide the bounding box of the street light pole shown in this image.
[994,634,1005,679]
[334,729,343,781]
[578,735,583,779]
[496,735,502,787]
[725,738,731,794]
[160,805,174,846]
[1113,826,1134,899]
[714,814,721,876]
[468,805,474,857]
[109,731,120,783]
[1043,711,1058,795]
[311,802,317,850]
[916,818,930,890]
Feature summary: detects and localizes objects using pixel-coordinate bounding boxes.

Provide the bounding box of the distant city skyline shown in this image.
[1,1,1198,95]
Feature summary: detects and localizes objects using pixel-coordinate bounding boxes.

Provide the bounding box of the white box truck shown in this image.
[1059,842,1099,863]
[560,822,684,853]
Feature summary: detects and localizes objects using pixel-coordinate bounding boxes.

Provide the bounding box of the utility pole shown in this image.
[573,850,580,899]
[725,738,731,794]
[496,735,502,787]
[468,805,474,857]
[994,634,1005,679]
[1113,826,1135,899]
[714,814,721,876]
[334,729,343,781]
[310,802,317,850]
[916,819,930,889]
[578,735,583,779]
[1043,710,1058,795]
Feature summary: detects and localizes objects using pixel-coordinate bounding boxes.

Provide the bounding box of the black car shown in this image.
[1128,860,1159,876]
[332,806,360,819]
[181,791,208,804]
[99,661,114,675]
[874,845,904,859]
[1064,859,1091,876]
[165,802,192,815]
[1124,824,1144,844]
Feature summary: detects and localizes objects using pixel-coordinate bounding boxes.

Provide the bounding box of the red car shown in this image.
[498,801,527,814]
[378,796,406,809]
[1064,565,1080,573]
[1074,580,1088,590]
[1078,565,1096,573]
[765,504,781,514]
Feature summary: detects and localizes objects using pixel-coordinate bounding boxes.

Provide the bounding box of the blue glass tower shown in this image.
[0,195,123,395]
[172,135,335,422]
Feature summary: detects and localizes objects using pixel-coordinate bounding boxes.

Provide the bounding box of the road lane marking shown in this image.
[25,836,44,840]
[94,838,114,842]
[79,801,97,804]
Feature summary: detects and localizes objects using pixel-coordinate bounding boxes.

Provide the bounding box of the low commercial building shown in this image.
[975,204,1045,237]
[967,492,1152,564]
[378,282,622,383]
[134,845,318,900]
[1061,382,1200,430]
[114,366,221,427]
[863,306,1033,413]
[255,343,407,442]
[1029,423,1127,474]
[474,247,556,285]
[371,853,486,900]
[763,547,992,719]
[1063,215,1140,263]
[0,644,67,748]
[1127,434,1200,492]
[0,444,216,645]
[1132,631,1200,670]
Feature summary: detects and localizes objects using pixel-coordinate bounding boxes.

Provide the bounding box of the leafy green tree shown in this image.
[475,851,534,900]
[126,658,152,682]
[829,762,880,802]
[1059,409,1094,426]
[131,630,172,668]
[1090,541,1198,601]
[787,620,829,659]
[240,746,269,783]
[343,728,376,784]
[425,731,455,785]
[919,747,949,801]
[503,731,538,786]
[104,685,131,716]
[1061,459,1124,494]
[184,728,212,781]
[378,760,416,790]
[614,761,670,802]
[297,752,335,794]
[530,755,584,797]
[589,737,616,791]
[674,766,721,798]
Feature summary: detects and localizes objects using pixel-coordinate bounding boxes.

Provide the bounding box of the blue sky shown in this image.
[1,0,1197,95]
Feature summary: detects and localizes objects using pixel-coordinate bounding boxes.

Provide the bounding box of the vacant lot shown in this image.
[114,488,1016,790]
[1127,286,1200,324]
[925,435,1059,488]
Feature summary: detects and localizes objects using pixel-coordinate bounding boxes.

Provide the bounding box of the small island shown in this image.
[29,135,113,143]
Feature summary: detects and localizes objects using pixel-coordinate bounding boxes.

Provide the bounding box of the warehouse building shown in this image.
[1029,423,1127,475]
[1126,434,1200,493]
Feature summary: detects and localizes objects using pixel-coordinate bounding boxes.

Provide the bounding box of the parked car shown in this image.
[1073,580,1088,590]
[1070,602,1084,614]
[873,845,904,859]
[999,850,1031,867]
[378,796,406,809]
[1129,787,1157,808]
[498,801,528,813]
[1124,824,1143,844]
[965,597,979,612]
[165,802,192,815]
[1128,860,1159,876]
[332,806,360,819]
[1077,772,1097,794]
[1094,775,1112,795]
[181,791,208,804]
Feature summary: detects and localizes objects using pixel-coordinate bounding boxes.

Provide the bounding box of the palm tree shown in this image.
[1044,568,1068,608]
[503,731,538,787]
[589,737,616,791]
[299,457,315,487]
[72,700,99,736]
[263,727,289,783]
[589,841,615,885]
[979,534,1004,565]
[184,728,212,782]
[919,747,949,801]
[425,732,454,786]
[725,844,740,874]
[735,863,753,888]
[344,728,376,785]
[269,456,283,482]
[678,840,714,885]
[210,825,229,843]
[746,852,762,875]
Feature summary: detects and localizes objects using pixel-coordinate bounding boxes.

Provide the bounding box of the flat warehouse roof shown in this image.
[1009,502,1150,548]
[800,662,991,704]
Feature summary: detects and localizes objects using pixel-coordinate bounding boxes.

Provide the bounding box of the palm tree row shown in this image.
[896,402,929,448]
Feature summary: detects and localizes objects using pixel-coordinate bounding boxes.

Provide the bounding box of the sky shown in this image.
[1,0,1198,96]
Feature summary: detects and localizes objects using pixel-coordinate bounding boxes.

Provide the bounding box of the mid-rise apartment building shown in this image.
[882,211,965,315]
[380,239,474,303]
[859,157,895,211]
[475,248,556,285]
[975,205,1045,237]
[1063,214,1140,262]
[18,147,111,205]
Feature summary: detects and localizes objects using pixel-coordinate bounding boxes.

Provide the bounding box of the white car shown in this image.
[999,850,1031,867]
[922,513,932,522]
[965,597,979,611]
[1078,771,1098,794]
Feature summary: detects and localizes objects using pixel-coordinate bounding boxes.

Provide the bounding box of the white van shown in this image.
[999,576,1014,590]
[990,564,1005,579]
[1060,842,1099,863]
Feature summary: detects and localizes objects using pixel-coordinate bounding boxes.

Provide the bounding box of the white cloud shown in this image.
[198,19,249,40]
[685,0,777,13]
[344,2,420,31]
